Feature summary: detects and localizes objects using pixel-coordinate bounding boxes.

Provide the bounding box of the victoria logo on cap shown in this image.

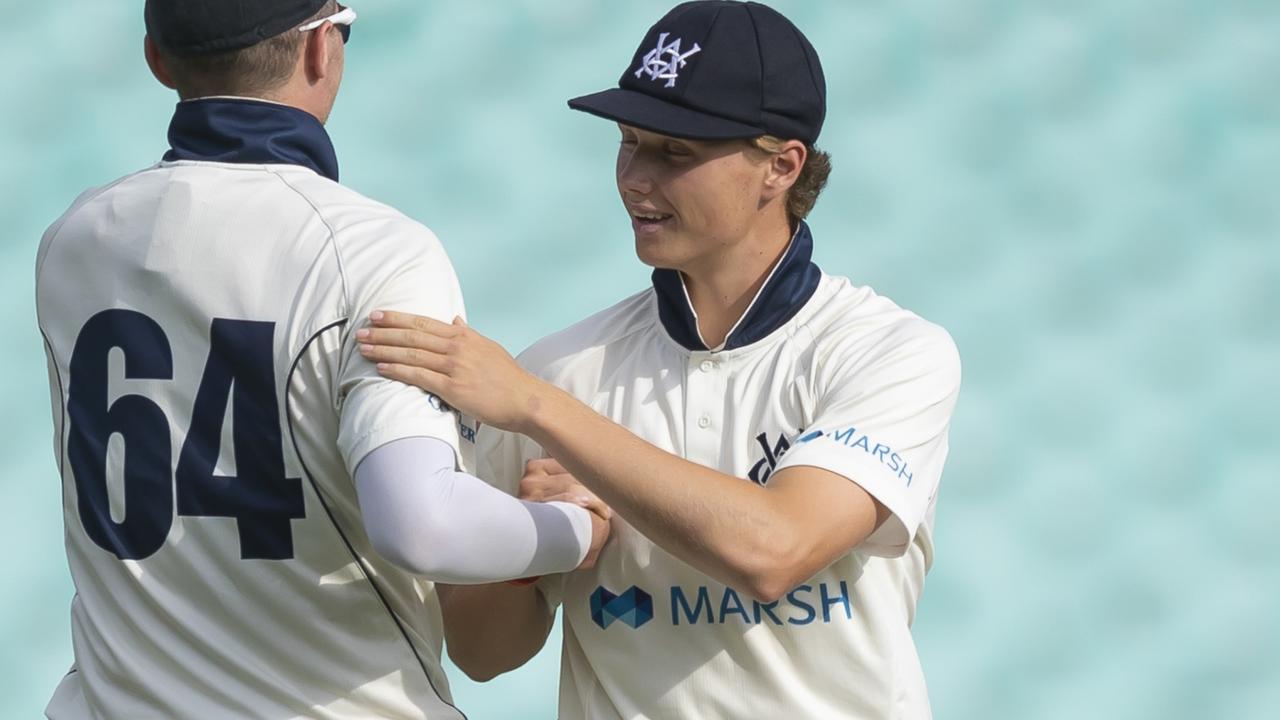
[570,2,827,143]
[634,32,702,88]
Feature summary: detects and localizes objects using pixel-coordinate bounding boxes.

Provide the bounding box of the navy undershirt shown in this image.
[652,221,823,352]
[164,97,339,182]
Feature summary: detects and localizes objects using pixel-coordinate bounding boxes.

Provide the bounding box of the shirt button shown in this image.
[697,415,711,429]
[699,360,715,373]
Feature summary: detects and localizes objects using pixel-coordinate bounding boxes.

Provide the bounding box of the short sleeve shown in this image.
[775,320,961,558]
[475,413,570,610]
[335,221,472,475]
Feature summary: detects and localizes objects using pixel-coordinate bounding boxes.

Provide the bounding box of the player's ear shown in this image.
[144,35,178,90]
[760,140,806,203]
[302,20,339,84]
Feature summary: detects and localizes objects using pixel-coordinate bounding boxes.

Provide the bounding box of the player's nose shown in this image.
[616,151,655,196]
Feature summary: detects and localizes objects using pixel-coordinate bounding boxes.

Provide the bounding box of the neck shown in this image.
[276,89,332,126]
[682,215,794,349]
[260,84,330,125]
[175,78,329,124]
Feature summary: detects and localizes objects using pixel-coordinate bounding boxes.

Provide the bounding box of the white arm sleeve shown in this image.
[355,437,593,584]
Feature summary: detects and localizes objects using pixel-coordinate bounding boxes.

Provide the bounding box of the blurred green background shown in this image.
[4,0,1278,717]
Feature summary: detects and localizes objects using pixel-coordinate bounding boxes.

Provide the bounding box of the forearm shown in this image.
[356,437,591,583]
[520,386,798,598]
[359,314,826,597]
[438,583,554,682]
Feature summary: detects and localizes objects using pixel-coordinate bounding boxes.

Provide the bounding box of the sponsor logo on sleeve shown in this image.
[458,419,476,444]
[798,427,914,486]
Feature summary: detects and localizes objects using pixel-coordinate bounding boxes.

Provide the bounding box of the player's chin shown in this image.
[633,234,685,269]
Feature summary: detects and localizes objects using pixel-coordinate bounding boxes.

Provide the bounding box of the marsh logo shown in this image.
[798,427,914,486]
[589,583,855,630]
[635,32,702,88]
[591,585,654,629]
[671,582,854,627]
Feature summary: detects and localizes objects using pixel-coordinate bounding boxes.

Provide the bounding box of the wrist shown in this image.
[512,377,560,437]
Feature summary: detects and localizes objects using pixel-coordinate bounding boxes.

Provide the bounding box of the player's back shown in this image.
[37,159,467,719]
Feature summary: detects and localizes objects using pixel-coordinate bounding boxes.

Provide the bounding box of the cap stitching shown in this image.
[794,31,824,143]
[743,3,768,133]
[695,4,729,101]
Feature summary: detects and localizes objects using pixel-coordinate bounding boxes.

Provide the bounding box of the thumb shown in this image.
[452,316,468,327]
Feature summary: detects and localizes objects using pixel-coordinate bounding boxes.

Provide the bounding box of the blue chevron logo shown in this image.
[590,585,654,630]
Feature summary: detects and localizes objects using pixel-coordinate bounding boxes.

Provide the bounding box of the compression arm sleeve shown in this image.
[355,437,592,583]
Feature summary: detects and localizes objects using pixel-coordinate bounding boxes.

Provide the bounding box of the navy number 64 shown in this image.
[67,310,304,561]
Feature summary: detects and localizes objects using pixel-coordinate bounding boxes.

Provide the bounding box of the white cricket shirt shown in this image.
[37,98,472,719]
[478,224,960,719]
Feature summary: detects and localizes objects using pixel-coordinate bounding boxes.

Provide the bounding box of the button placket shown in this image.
[684,353,727,465]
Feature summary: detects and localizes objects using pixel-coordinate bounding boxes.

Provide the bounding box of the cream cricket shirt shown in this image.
[479,223,961,719]
[37,98,472,719]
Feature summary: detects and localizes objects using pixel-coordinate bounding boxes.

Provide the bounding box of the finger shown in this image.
[375,362,451,396]
[544,489,611,517]
[356,327,454,353]
[545,492,613,520]
[519,472,580,502]
[521,471,582,497]
[370,310,460,336]
[526,457,567,476]
[359,343,451,373]
[519,473,568,502]
[453,316,468,327]
[518,476,550,502]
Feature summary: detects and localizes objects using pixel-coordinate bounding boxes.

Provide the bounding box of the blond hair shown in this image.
[753,135,833,225]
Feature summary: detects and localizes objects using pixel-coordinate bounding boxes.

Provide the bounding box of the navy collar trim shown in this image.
[163,97,339,182]
[652,222,823,352]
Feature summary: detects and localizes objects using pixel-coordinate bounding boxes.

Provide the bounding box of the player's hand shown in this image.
[358,311,544,432]
[521,458,612,571]
[579,507,611,572]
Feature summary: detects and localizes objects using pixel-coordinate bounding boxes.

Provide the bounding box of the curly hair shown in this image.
[753,135,833,226]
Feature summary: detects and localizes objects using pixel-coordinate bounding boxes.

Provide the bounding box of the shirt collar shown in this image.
[163,97,340,182]
[652,221,823,352]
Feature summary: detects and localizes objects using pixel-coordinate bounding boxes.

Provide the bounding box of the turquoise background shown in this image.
[4,0,1278,717]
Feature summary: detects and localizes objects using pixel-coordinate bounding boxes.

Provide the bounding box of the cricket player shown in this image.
[360,2,961,718]
[36,2,606,717]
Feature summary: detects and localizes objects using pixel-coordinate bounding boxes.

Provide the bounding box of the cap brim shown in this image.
[568,88,765,141]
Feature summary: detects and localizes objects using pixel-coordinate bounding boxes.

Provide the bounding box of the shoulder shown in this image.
[267,169,445,257]
[36,166,160,277]
[516,289,656,380]
[262,170,456,305]
[804,275,960,386]
[42,164,162,231]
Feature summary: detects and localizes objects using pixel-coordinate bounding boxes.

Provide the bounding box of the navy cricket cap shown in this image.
[569,1,826,144]
[145,0,329,56]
